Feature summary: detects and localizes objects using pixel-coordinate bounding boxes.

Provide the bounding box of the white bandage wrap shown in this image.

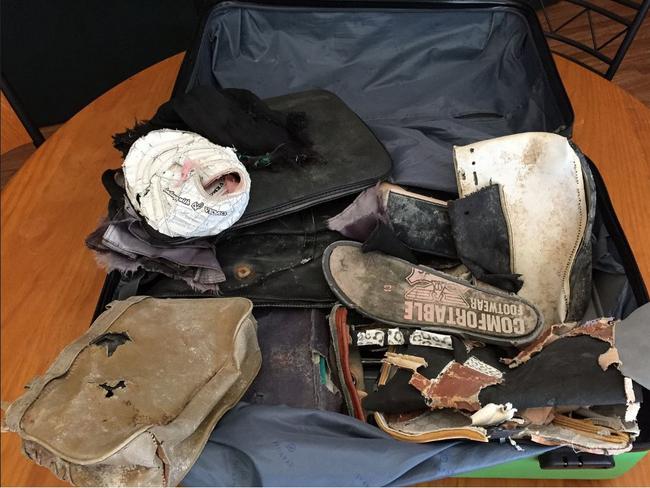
[123,129,251,238]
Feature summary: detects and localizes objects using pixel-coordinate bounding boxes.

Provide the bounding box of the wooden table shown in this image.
[1,54,649,487]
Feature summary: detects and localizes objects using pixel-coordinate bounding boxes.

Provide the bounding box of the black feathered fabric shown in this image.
[113,86,317,167]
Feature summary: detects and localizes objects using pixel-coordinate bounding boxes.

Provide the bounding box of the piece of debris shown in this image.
[598,347,621,371]
[502,319,613,368]
[520,406,555,425]
[409,361,503,411]
[382,352,428,372]
[471,403,517,426]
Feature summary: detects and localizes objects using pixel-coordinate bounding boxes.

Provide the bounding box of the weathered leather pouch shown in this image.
[103,200,347,307]
[2,296,260,486]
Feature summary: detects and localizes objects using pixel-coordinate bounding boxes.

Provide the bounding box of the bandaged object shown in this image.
[123,129,251,238]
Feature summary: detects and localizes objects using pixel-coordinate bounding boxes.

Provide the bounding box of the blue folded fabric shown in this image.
[184,403,552,487]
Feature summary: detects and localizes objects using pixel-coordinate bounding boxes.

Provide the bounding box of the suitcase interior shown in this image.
[94,0,650,479]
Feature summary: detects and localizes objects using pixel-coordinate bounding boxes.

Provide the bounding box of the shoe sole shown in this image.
[323,241,543,346]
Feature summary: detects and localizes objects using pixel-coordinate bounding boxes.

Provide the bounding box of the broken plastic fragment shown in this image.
[375,409,489,443]
[552,414,631,446]
[312,352,339,395]
[625,402,641,423]
[463,339,485,353]
[623,377,640,422]
[354,328,452,348]
[409,330,453,350]
[624,377,636,404]
[614,303,650,390]
[463,356,503,379]
[575,407,628,432]
[522,413,633,455]
[501,326,561,368]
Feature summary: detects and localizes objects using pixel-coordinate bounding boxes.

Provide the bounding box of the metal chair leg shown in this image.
[1,73,45,148]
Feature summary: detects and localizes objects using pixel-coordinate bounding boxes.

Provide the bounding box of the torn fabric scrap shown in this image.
[409,361,503,411]
[565,318,614,345]
[623,377,640,422]
[520,407,555,425]
[502,318,613,368]
[500,325,563,368]
[597,347,621,371]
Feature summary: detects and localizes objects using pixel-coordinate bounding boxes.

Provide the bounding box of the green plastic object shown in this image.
[455,451,647,480]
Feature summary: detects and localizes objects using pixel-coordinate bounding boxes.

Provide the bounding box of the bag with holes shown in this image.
[1,296,260,486]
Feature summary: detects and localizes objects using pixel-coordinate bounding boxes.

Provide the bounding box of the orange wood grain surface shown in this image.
[1,91,32,154]
[1,54,649,486]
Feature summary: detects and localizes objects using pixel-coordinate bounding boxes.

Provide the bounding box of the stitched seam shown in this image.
[561,157,586,315]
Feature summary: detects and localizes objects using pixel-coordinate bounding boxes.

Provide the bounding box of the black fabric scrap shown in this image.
[362,221,417,263]
[113,85,319,168]
[361,335,639,414]
[448,184,523,293]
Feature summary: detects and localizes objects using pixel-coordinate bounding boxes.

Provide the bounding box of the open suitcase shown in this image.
[91,0,649,483]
